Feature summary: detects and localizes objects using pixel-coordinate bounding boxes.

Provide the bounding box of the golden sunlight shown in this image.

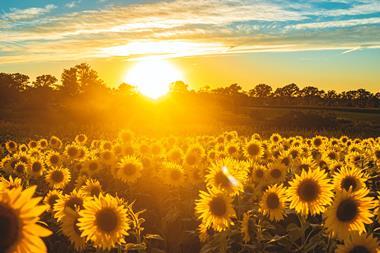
[124,59,184,99]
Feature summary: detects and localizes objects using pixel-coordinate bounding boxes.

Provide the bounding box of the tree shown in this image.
[274,83,299,97]
[61,67,79,96]
[75,63,104,91]
[32,75,58,89]
[249,84,272,98]
[170,81,189,93]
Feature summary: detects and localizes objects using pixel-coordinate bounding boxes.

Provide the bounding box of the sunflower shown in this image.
[116,156,143,184]
[167,147,184,164]
[54,189,86,222]
[294,156,316,174]
[38,138,49,149]
[266,161,287,184]
[81,178,103,197]
[61,207,87,251]
[287,168,334,216]
[28,158,45,178]
[195,188,236,232]
[0,176,23,190]
[226,142,239,158]
[260,184,288,221]
[78,194,130,250]
[28,140,38,150]
[244,139,263,160]
[0,186,51,252]
[240,212,251,243]
[333,166,367,192]
[119,129,134,144]
[270,133,282,144]
[44,189,62,211]
[84,158,102,176]
[45,151,62,167]
[335,233,379,253]
[5,140,18,153]
[49,136,62,149]
[205,158,248,196]
[163,162,185,187]
[251,164,267,184]
[197,223,210,243]
[65,144,80,160]
[324,188,376,239]
[14,162,27,176]
[75,134,88,145]
[45,167,71,189]
[99,150,114,165]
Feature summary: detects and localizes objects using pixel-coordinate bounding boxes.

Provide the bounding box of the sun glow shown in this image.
[124,59,184,99]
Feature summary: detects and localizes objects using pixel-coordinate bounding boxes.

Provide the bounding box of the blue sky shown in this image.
[1,0,380,91]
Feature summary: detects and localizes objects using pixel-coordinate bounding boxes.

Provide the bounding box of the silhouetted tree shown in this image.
[32,75,58,89]
[249,84,272,98]
[61,67,79,96]
[274,83,299,97]
[170,81,189,93]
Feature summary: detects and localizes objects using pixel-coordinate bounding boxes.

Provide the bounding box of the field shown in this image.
[1,130,379,252]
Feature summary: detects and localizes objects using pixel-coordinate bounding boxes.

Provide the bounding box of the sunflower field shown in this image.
[1,131,380,253]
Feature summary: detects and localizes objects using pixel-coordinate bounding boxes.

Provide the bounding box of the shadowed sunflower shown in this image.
[195,188,236,232]
[45,167,71,189]
[28,158,45,178]
[54,189,87,222]
[78,194,130,250]
[81,178,103,197]
[0,186,51,253]
[244,140,263,160]
[240,212,253,243]
[333,166,367,192]
[266,161,287,184]
[5,140,18,153]
[116,156,143,184]
[49,136,62,149]
[75,134,88,145]
[163,162,185,187]
[324,188,376,239]
[44,189,62,211]
[260,184,288,221]
[45,151,62,167]
[335,232,379,253]
[287,168,334,216]
[14,162,27,176]
[61,207,86,251]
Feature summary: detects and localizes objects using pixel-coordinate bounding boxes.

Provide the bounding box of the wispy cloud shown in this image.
[1,4,56,21]
[65,1,81,9]
[1,0,380,64]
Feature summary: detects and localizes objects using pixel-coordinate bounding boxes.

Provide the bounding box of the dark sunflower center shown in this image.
[348,245,370,253]
[281,157,290,166]
[68,148,78,157]
[328,152,337,160]
[66,197,83,210]
[297,179,320,202]
[122,163,137,176]
[266,193,280,209]
[89,162,98,171]
[215,171,231,188]
[32,162,42,172]
[51,170,64,183]
[170,170,182,181]
[341,176,358,191]
[336,198,358,222]
[255,169,264,178]
[103,152,111,160]
[247,144,260,156]
[270,168,282,179]
[50,155,59,164]
[299,164,310,172]
[0,204,19,250]
[375,150,380,159]
[209,197,227,217]
[228,147,237,154]
[48,195,59,207]
[186,155,197,165]
[15,164,25,174]
[314,139,322,146]
[90,186,101,196]
[96,208,118,233]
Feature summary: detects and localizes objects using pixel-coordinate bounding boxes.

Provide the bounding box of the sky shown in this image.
[1,0,380,92]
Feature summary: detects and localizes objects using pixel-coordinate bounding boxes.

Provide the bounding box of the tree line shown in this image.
[1,63,379,109]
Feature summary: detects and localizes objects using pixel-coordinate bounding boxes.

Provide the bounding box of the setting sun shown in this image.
[124,59,184,99]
